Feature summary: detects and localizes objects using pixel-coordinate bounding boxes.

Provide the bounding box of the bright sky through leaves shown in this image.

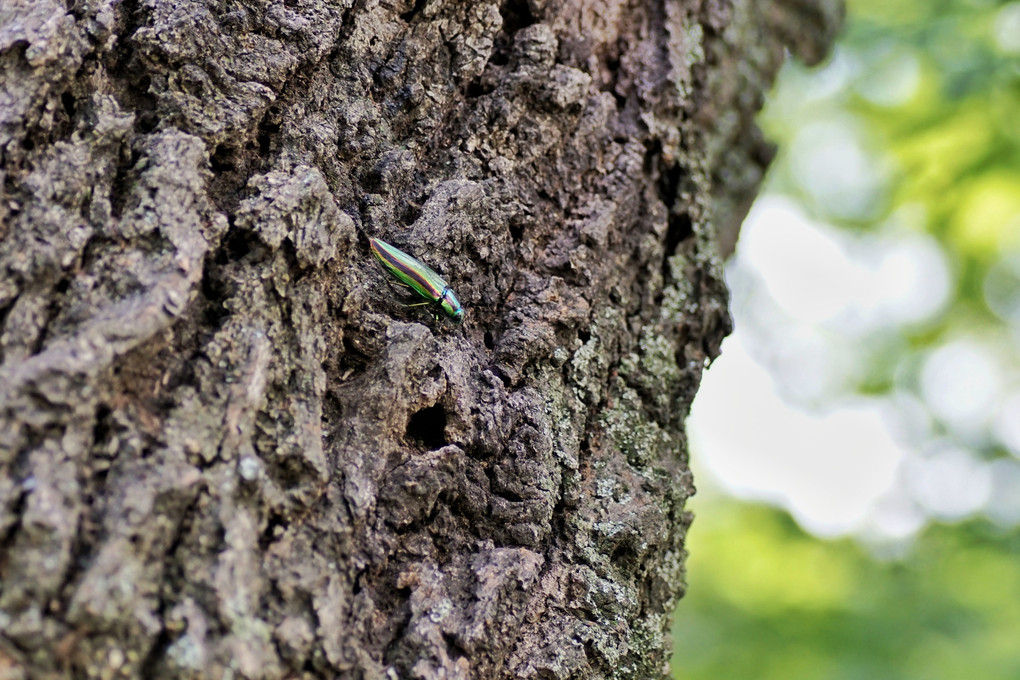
[675,0,1020,675]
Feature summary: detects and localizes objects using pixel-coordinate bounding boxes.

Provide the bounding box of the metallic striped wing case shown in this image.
[369,237,464,323]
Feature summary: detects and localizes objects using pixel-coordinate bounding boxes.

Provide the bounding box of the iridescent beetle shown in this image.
[369,237,464,324]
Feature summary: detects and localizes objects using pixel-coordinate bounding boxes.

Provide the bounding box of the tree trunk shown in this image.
[0,0,840,677]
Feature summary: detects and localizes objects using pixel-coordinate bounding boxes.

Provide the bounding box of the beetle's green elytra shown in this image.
[369,237,464,324]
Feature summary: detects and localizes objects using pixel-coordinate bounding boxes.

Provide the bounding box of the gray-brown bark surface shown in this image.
[0,0,840,677]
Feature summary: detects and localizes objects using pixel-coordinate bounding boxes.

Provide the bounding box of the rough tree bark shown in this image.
[0,0,840,678]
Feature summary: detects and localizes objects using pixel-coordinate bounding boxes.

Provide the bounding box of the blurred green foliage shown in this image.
[673,0,1020,676]
[672,502,1020,680]
[764,0,1020,335]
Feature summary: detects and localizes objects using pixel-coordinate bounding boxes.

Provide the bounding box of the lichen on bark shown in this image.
[0,0,841,677]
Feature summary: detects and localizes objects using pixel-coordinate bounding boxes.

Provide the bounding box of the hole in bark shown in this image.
[259,513,287,550]
[138,112,157,133]
[399,202,422,228]
[110,144,144,220]
[489,46,510,68]
[500,0,534,34]
[61,91,76,118]
[657,156,683,209]
[508,220,524,242]
[407,404,447,449]
[611,543,638,567]
[400,0,427,22]
[442,631,469,661]
[654,150,694,278]
[0,482,28,551]
[126,78,157,131]
[256,108,281,156]
[200,264,230,330]
[139,630,172,677]
[0,299,15,340]
[577,327,591,343]
[662,212,693,280]
[465,78,495,98]
[489,0,535,66]
[222,228,253,260]
[483,331,495,350]
[210,144,236,172]
[92,403,113,448]
[492,365,512,387]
